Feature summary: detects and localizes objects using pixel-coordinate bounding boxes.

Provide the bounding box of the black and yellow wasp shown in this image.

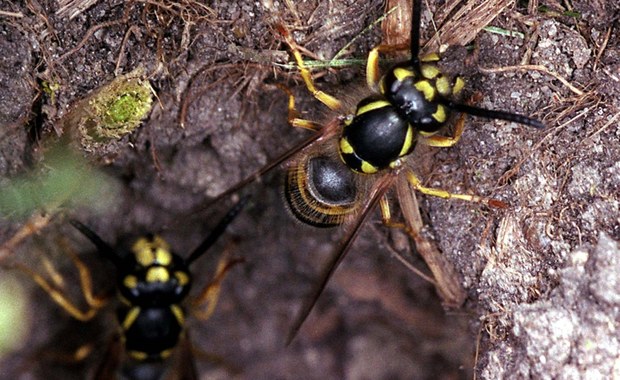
[213,0,544,342]
[6,198,246,379]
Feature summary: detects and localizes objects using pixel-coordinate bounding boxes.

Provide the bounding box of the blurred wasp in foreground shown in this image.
[3,198,247,379]
[217,0,544,342]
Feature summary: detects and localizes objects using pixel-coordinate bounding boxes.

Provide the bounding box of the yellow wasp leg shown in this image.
[393,177,467,306]
[366,43,409,90]
[420,113,466,148]
[11,238,107,321]
[379,195,408,230]
[14,264,99,322]
[58,238,107,310]
[278,25,343,111]
[275,84,323,131]
[191,255,243,321]
[421,94,483,147]
[406,170,507,208]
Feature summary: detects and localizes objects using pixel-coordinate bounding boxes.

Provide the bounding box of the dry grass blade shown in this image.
[422,0,514,54]
[0,9,24,17]
[479,64,585,96]
[382,0,413,46]
[56,0,100,19]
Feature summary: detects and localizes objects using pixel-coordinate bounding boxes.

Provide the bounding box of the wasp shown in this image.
[213,0,544,343]
[4,198,247,379]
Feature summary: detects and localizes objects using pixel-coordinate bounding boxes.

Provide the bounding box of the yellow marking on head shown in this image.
[421,53,440,62]
[122,307,140,330]
[174,271,190,286]
[155,248,172,266]
[393,67,415,82]
[356,100,390,116]
[146,266,170,283]
[420,64,440,79]
[340,138,354,154]
[123,275,138,289]
[436,76,451,96]
[128,351,148,361]
[132,236,171,267]
[170,304,185,325]
[432,105,447,123]
[132,238,154,266]
[453,77,465,94]
[360,161,378,174]
[398,126,414,157]
[414,80,436,101]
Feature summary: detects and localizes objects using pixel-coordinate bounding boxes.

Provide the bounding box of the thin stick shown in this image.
[479,64,584,96]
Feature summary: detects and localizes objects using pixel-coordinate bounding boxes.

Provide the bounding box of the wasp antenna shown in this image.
[186,195,249,265]
[70,219,123,268]
[446,101,545,129]
[286,178,393,345]
[409,0,422,68]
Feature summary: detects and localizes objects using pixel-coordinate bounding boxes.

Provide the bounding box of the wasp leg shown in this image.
[378,195,437,284]
[421,93,485,148]
[405,170,507,208]
[396,177,467,305]
[0,213,52,262]
[366,43,409,90]
[11,239,107,321]
[277,24,343,111]
[366,43,442,91]
[419,112,466,148]
[378,195,409,230]
[23,341,95,371]
[191,254,243,321]
[275,84,323,131]
[375,182,468,306]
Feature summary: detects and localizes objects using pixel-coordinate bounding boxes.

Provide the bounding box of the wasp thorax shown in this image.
[339,95,415,174]
[285,155,357,227]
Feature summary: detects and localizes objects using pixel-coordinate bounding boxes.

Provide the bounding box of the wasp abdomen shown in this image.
[285,155,357,227]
